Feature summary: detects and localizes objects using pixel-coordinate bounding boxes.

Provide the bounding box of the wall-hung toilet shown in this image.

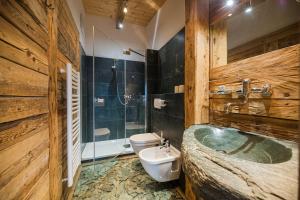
[129,133,160,154]
[138,145,181,182]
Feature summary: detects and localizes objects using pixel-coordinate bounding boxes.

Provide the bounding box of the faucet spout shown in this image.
[225,79,251,114]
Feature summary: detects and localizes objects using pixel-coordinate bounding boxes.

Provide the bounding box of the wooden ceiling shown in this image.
[82,0,167,26]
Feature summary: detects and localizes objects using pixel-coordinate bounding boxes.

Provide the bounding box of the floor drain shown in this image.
[123,144,131,148]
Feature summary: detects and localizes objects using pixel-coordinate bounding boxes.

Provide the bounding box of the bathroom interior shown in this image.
[0,0,299,199]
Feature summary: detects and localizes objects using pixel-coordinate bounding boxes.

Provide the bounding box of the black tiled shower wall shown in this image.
[80,44,88,144]
[82,56,145,142]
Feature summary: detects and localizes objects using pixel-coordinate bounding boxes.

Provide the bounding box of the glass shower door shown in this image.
[81,25,146,162]
[124,60,146,140]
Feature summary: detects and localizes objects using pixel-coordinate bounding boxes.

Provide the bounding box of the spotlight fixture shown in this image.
[226,0,234,7]
[118,22,124,29]
[123,7,128,13]
[245,6,252,13]
[245,0,253,13]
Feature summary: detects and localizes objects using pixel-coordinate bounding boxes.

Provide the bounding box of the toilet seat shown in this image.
[129,133,160,144]
[129,133,160,154]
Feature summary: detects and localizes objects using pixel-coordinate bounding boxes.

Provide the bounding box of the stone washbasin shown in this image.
[194,126,292,164]
[182,125,298,200]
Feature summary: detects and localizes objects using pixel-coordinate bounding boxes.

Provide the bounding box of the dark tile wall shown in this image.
[147,28,185,150]
[80,44,88,144]
[151,94,184,149]
[146,49,160,131]
[82,56,145,143]
[159,28,185,93]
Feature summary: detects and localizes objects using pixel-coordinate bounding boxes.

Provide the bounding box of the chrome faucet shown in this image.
[224,79,251,114]
[160,138,170,152]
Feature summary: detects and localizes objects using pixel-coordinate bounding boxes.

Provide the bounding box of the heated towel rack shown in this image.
[66,63,81,187]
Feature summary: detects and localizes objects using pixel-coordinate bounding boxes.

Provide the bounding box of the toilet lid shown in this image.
[130,133,160,144]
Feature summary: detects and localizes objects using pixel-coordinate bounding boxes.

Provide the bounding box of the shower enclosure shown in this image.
[80,26,146,161]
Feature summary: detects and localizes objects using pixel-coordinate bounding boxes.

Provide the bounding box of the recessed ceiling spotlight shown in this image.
[245,0,253,13]
[228,13,232,17]
[118,22,124,29]
[123,7,128,13]
[245,6,252,13]
[226,0,234,7]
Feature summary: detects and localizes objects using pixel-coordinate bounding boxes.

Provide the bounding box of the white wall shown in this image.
[146,0,185,50]
[84,15,148,62]
[66,0,86,49]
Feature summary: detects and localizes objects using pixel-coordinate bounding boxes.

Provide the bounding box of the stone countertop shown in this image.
[182,125,298,200]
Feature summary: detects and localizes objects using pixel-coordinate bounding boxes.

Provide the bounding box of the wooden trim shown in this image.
[185,0,210,127]
[64,166,81,200]
[47,0,61,199]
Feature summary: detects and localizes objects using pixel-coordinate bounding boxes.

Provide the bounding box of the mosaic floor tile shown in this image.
[73,156,184,200]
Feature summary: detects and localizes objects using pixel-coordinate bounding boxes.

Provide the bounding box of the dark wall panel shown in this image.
[148,28,185,150]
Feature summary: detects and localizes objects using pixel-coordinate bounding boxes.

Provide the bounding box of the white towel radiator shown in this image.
[66,63,81,187]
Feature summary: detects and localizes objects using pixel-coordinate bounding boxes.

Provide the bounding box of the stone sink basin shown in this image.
[182,125,298,200]
[194,126,292,164]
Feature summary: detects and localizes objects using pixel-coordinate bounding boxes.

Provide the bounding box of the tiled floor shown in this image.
[73,155,184,200]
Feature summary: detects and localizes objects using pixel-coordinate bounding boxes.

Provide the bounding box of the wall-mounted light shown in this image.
[228,13,232,17]
[226,0,234,7]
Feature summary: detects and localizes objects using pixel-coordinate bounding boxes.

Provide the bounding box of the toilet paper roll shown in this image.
[174,86,179,93]
[178,85,184,93]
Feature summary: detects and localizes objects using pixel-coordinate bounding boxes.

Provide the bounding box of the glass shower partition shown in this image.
[92,59,146,160]
[80,25,146,162]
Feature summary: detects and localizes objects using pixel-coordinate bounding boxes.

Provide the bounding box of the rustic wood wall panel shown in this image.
[210,44,300,141]
[0,0,50,198]
[0,0,79,199]
[185,0,210,128]
[57,0,80,69]
[228,22,300,63]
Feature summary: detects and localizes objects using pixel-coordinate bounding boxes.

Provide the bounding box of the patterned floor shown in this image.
[73,155,184,200]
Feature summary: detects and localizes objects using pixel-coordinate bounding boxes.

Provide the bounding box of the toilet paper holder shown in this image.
[154,98,168,109]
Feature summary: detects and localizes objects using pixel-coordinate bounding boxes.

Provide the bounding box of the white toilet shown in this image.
[129,133,160,154]
[139,145,181,182]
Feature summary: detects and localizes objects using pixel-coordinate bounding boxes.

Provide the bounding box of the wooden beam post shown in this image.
[185,0,210,128]
[47,0,61,199]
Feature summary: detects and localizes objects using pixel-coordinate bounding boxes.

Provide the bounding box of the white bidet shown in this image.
[139,145,181,182]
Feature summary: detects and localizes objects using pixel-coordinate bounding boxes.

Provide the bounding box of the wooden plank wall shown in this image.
[0,0,50,199]
[228,22,300,63]
[0,0,80,199]
[210,44,300,141]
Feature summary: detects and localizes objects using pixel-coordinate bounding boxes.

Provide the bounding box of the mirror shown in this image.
[210,0,300,68]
